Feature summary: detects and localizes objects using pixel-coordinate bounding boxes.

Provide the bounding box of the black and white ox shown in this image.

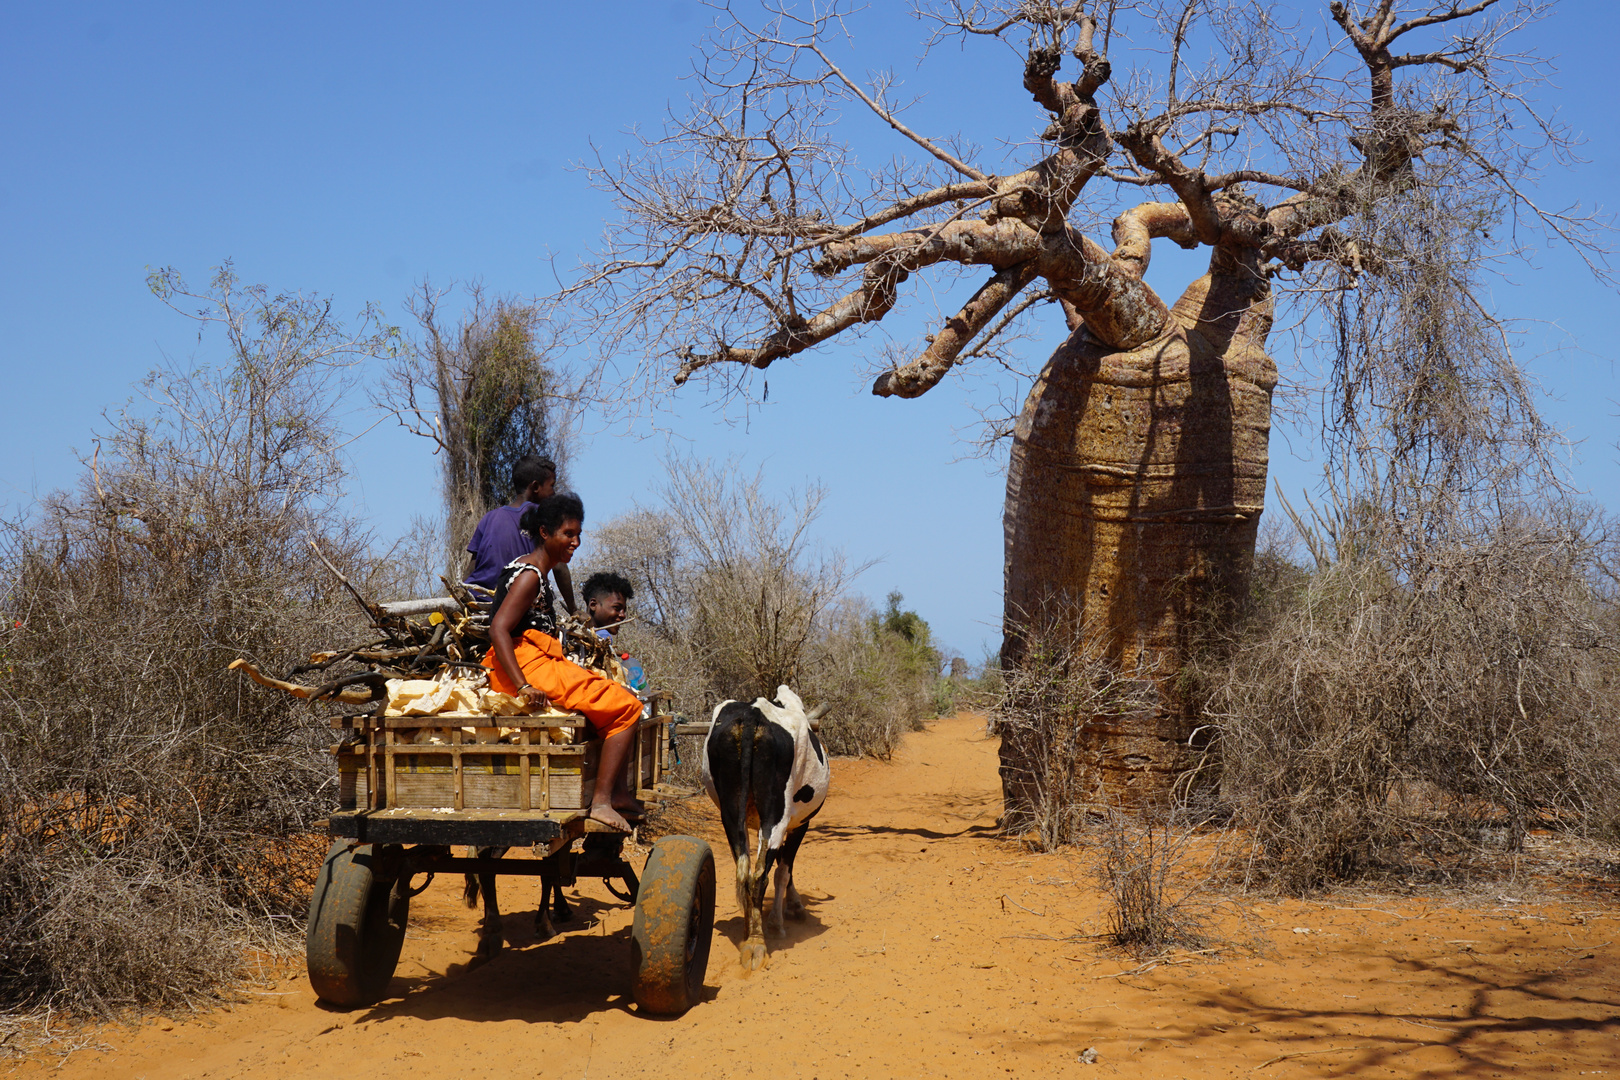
[700,685,829,973]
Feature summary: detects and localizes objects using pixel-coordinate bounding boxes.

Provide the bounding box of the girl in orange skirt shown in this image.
[483,493,643,831]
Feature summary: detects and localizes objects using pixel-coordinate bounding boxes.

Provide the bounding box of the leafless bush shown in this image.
[1095,810,1214,957]
[590,457,843,702]
[585,457,940,758]
[26,858,248,1013]
[1203,505,1620,892]
[989,614,1158,849]
[807,596,937,758]
[0,265,393,1013]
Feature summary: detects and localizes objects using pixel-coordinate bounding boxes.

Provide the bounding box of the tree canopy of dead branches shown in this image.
[567,0,1604,413]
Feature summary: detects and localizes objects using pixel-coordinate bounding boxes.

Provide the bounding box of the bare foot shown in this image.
[612,799,646,822]
[588,803,632,832]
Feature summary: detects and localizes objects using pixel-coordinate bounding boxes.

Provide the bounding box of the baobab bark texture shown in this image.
[1001,269,1276,810]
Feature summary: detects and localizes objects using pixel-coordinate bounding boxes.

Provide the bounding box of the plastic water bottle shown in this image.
[621,654,647,693]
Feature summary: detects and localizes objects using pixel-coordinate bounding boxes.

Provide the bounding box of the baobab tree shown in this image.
[568,1,1605,811]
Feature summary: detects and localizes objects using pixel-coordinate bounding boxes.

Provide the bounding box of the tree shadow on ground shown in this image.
[813,822,1001,843]
[1006,950,1620,1076]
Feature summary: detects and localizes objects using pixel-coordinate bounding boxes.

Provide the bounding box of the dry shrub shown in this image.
[990,616,1231,956]
[1204,509,1620,892]
[1202,158,1619,891]
[989,614,1158,849]
[26,859,246,1013]
[585,457,943,759]
[807,595,940,758]
[1095,810,1214,956]
[0,265,394,1013]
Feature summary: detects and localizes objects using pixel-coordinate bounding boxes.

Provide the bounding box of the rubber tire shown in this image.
[630,836,715,1015]
[306,842,410,1008]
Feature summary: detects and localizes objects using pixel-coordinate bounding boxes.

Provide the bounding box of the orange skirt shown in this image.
[482,630,641,740]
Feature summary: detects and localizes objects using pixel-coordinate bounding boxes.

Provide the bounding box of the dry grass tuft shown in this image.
[29,859,248,1013]
[1094,811,1217,956]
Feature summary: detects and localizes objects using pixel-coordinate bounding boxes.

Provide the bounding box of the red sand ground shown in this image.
[14,712,1620,1079]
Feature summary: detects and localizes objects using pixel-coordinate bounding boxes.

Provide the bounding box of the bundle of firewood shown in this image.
[228,542,625,714]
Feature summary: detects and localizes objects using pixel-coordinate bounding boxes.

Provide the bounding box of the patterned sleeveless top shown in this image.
[490,558,560,640]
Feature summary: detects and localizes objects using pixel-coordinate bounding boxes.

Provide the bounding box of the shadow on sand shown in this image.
[335,877,832,1024]
[1005,947,1620,1076]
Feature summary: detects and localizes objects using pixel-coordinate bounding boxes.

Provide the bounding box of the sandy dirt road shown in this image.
[16,712,1620,1079]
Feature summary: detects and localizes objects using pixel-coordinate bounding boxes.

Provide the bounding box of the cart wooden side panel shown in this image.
[331,711,667,815]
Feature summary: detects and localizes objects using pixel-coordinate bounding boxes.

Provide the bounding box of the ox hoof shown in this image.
[475,933,505,959]
[738,941,767,974]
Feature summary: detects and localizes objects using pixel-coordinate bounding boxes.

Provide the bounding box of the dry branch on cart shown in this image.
[231,550,631,715]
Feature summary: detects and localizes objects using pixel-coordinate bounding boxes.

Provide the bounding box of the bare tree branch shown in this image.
[1112,201,1198,276]
[873,261,1041,398]
[565,0,1608,419]
[805,43,990,182]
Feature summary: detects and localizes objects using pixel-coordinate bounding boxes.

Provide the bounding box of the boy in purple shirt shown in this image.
[463,455,576,613]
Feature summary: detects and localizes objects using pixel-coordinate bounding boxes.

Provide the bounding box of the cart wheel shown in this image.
[630,836,715,1015]
[306,841,410,1008]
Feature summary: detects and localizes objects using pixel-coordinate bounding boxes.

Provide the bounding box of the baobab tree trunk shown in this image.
[1001,260,1276,812]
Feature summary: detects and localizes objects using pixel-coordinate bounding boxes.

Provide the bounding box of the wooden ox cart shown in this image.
[308,702,715,1015]
[231,575,716,1016]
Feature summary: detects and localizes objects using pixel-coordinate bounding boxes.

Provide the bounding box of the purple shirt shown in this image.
[464,503,536,592]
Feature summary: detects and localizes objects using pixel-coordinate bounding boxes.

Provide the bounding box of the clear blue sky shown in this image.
[3,2,1616,661]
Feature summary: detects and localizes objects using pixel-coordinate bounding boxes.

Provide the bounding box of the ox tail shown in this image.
[462,846,503,909]
[719,715,757,918]
[747,718,781,914]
